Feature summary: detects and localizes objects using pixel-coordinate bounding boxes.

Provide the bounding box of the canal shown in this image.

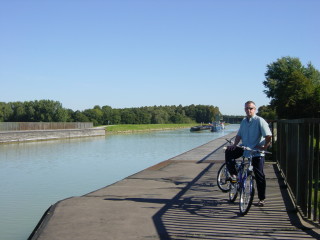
[0,125,239,240]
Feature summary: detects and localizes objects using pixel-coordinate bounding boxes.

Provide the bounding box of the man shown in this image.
[225,101,272,207]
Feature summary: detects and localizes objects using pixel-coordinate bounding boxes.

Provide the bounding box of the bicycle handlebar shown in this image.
[224,139,272,154]
[237,145,272,155]
[225,138,234,144]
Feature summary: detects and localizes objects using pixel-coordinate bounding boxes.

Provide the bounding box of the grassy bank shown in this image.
[105,123,196,133]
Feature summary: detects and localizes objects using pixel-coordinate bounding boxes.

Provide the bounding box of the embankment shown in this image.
[0,127,105,144]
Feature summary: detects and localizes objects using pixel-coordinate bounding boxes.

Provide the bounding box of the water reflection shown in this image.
[0,125,239,240]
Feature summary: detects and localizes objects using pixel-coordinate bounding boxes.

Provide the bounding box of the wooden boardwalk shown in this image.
[30,132,320,240]
[152,162,319,239]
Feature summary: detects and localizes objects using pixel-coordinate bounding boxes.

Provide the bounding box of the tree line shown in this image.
[0,101,222,126]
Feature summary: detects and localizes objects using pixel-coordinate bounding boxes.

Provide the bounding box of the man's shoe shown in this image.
[230,175,237,183]
[257,200,265,207]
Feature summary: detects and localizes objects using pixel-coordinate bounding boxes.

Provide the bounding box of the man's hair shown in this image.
[245,101,256,107]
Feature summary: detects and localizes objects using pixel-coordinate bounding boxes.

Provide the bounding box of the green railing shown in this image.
[272,119,320,225]
[0,122,93,131]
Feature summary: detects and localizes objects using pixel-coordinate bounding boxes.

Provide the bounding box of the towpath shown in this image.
[30,132,320,239]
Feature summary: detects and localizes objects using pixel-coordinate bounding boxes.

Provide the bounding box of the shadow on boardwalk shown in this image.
[122,162,319,239]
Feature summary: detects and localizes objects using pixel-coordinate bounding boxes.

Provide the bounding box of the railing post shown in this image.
[307,122,313,219]
[298,120,308,216]
[313,122,320,223]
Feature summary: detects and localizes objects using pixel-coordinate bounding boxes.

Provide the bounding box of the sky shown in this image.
[1,0,319,115]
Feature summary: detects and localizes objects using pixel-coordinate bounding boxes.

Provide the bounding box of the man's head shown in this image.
[244,101,256,118]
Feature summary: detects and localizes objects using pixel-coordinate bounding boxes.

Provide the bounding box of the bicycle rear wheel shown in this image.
[239,174,255,215]
[229,182,238,202]
[217,163,231,192]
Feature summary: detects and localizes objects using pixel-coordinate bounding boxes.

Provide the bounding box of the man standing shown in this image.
[225,101,272,206]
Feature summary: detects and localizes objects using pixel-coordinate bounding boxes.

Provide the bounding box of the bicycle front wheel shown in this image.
[217,163,231,192]
[239,174,255,215]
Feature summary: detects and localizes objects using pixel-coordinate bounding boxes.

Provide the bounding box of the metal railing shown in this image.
[272,119,320,225]
[0,122,93,131]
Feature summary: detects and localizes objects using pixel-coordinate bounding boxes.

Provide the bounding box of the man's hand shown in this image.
[255,136,272,151]
[227,135,241,151]
[227,144,237,151]
[263,135,272,150]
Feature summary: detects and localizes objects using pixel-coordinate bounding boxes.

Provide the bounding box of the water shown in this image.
[0,125,238,240]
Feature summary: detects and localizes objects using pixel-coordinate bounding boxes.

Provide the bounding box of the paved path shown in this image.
[30,132,320,240]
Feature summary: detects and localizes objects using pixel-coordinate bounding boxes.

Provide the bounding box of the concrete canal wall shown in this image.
[0,122,94,131]
[0,128,105,143]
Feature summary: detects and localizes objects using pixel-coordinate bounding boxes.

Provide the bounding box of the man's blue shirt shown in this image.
[237,115,272,157]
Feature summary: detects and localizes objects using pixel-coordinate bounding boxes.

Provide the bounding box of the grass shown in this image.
[104,123,196,133]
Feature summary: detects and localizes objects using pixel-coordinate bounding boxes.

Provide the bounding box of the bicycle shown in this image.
[217,141,271,215]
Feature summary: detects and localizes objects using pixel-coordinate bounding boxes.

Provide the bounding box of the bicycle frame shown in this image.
[238,157,253,189]
[226,143,270,215]
[229,156,253,200]
[219,139,271,215]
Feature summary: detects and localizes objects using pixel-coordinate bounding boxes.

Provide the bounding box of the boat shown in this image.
[190,125,212,132]
[211,121,225,132]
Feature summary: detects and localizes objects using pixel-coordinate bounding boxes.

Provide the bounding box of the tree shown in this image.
[72,110,90,122]
[263,56,320,119]
[192,105,220,123]
[151,109,169,124]
[0,102,13,122]
[135,107,152,124]
[184,104,197,120]
[111,109,121,124]
[101,105,113,125]
[257,105,276,120]
[9,102,26,121]
[83,106,104,125]
[54,108,69,122]
[120,109,136,124]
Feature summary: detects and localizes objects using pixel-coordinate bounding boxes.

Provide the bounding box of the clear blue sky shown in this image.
[1,0,319,115]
